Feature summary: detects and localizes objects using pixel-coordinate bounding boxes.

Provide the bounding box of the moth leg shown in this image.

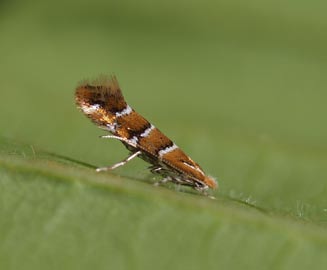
[153,177,171,186]
[99,134,137,147]
[100,135,123,140]
[96,150,142,172]
[194,185,216,199]
[149,165,163,173]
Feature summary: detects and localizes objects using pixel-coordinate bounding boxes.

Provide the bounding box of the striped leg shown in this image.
[149,165,163,173]
[96,150,142,172]
[100,134,128,142]
[100,134,137,147]
[153,177,171,186]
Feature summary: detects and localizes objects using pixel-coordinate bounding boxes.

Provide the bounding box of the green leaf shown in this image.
[1,138,327,270]
[1,0,327,269]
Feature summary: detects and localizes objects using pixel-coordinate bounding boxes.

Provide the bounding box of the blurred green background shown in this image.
[1,0,327,269]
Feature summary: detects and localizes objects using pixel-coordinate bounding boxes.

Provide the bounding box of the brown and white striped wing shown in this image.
[75,75,217,190]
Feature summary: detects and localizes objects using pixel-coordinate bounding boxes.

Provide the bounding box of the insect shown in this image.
[75,75,217,194]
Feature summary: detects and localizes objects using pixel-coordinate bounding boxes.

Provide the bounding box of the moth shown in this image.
[75,75,217,194]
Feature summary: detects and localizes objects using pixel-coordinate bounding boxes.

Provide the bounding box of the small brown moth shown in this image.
[75,75,217,194]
